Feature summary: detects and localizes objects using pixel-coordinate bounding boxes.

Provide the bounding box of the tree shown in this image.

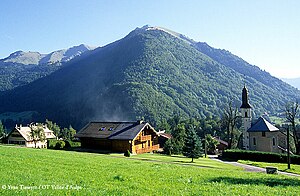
[285,101,300,154]
[0,121,6,141]
[183,126,203,162]
[171,123,186,154]
[205,134,219,154]
[163,139,174,155]
[157,119,171,133]
[45,119,60,139]
[68,125,76,140]
[29,124,46,148]
[60,126,77,141]
[221,101,240,149]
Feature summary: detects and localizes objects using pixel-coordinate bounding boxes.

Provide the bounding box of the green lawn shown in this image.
[0,145,300,195]
[238,160,300,175]
[120,153,241,170]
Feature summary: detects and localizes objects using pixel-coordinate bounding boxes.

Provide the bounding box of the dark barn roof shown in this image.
[247,117,279,132]
[158,132,172,139]
[75,121,157,140]
[213,137,228,146]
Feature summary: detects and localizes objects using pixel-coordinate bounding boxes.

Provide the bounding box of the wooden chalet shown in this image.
[75,120,159,154]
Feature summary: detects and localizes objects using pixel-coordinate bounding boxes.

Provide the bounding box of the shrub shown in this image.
[54,141,65,149]
[124,150,131,157]
[221,149,300,164]
[68,140,81,148]
[47,139,57,149]
[64,140,71,149]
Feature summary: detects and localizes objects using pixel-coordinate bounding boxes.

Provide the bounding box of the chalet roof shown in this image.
[247,117,279,132]
[16,126,31,141]
[75,121,158,140]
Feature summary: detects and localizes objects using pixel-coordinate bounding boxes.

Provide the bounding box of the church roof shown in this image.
[247,117,279,132]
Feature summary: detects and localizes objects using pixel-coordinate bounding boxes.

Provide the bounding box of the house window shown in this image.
[253,137,256,146]
[262,132,266,137]
[272,138,276,146]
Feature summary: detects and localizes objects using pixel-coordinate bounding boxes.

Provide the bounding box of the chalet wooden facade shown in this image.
[75,120,159,154]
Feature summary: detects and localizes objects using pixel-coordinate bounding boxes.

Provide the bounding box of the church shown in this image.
[240,86,287,153]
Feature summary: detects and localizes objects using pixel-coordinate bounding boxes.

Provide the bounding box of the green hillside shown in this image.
[0,62,61,91]
[0,146,299,195]
[194,42,300,114]
[0,45,93,91]
[0,27,299,129]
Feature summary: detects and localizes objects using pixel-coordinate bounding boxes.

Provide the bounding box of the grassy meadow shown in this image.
[0,145,300,195]
[239,160,300,175]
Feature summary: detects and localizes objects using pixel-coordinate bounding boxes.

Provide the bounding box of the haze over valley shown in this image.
[0,26,299,129]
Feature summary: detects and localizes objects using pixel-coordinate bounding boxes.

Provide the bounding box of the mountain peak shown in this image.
[0,26,299,129]
[8,50,24,57]
[1,44,96,66]
[4,50,42,65]
[131,25,196,45]
[69,44,96,51]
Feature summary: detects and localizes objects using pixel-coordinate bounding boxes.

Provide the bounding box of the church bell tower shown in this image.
[240,85,252,150]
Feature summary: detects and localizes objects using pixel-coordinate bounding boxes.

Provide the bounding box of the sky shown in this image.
[0,0,299,78]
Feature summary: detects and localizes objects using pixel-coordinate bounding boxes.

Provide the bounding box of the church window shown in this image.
[245,112,248,117]
[253,137,256,146]
[272,138,276,146]
[262,132,266,137]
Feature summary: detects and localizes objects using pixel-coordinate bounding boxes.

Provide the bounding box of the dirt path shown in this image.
[210,156,300,177]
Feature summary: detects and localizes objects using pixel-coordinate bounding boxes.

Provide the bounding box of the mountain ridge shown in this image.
[282,77,300,90]
[3,44,95,65]
[0,44,96,91]
[0,26,299,129]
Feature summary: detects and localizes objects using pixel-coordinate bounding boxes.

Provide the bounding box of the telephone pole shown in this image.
[287,125,291,169]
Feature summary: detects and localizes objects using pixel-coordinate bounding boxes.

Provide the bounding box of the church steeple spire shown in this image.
[240,85,252,150]
[240,85,251,108]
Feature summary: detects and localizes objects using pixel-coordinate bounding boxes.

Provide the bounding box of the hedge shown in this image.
[47,139,81,149]
[221,149,300,164]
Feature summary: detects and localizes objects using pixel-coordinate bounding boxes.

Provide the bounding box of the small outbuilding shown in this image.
[213,137,228,152]
[157,131,172,149]
[75,120,159,154]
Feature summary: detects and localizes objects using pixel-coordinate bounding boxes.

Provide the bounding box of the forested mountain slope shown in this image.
[0,26,299,129]
[0,44,94,91]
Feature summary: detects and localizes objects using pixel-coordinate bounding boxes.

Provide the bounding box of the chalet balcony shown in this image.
[138,135,151,142]
[136,144,159,154]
